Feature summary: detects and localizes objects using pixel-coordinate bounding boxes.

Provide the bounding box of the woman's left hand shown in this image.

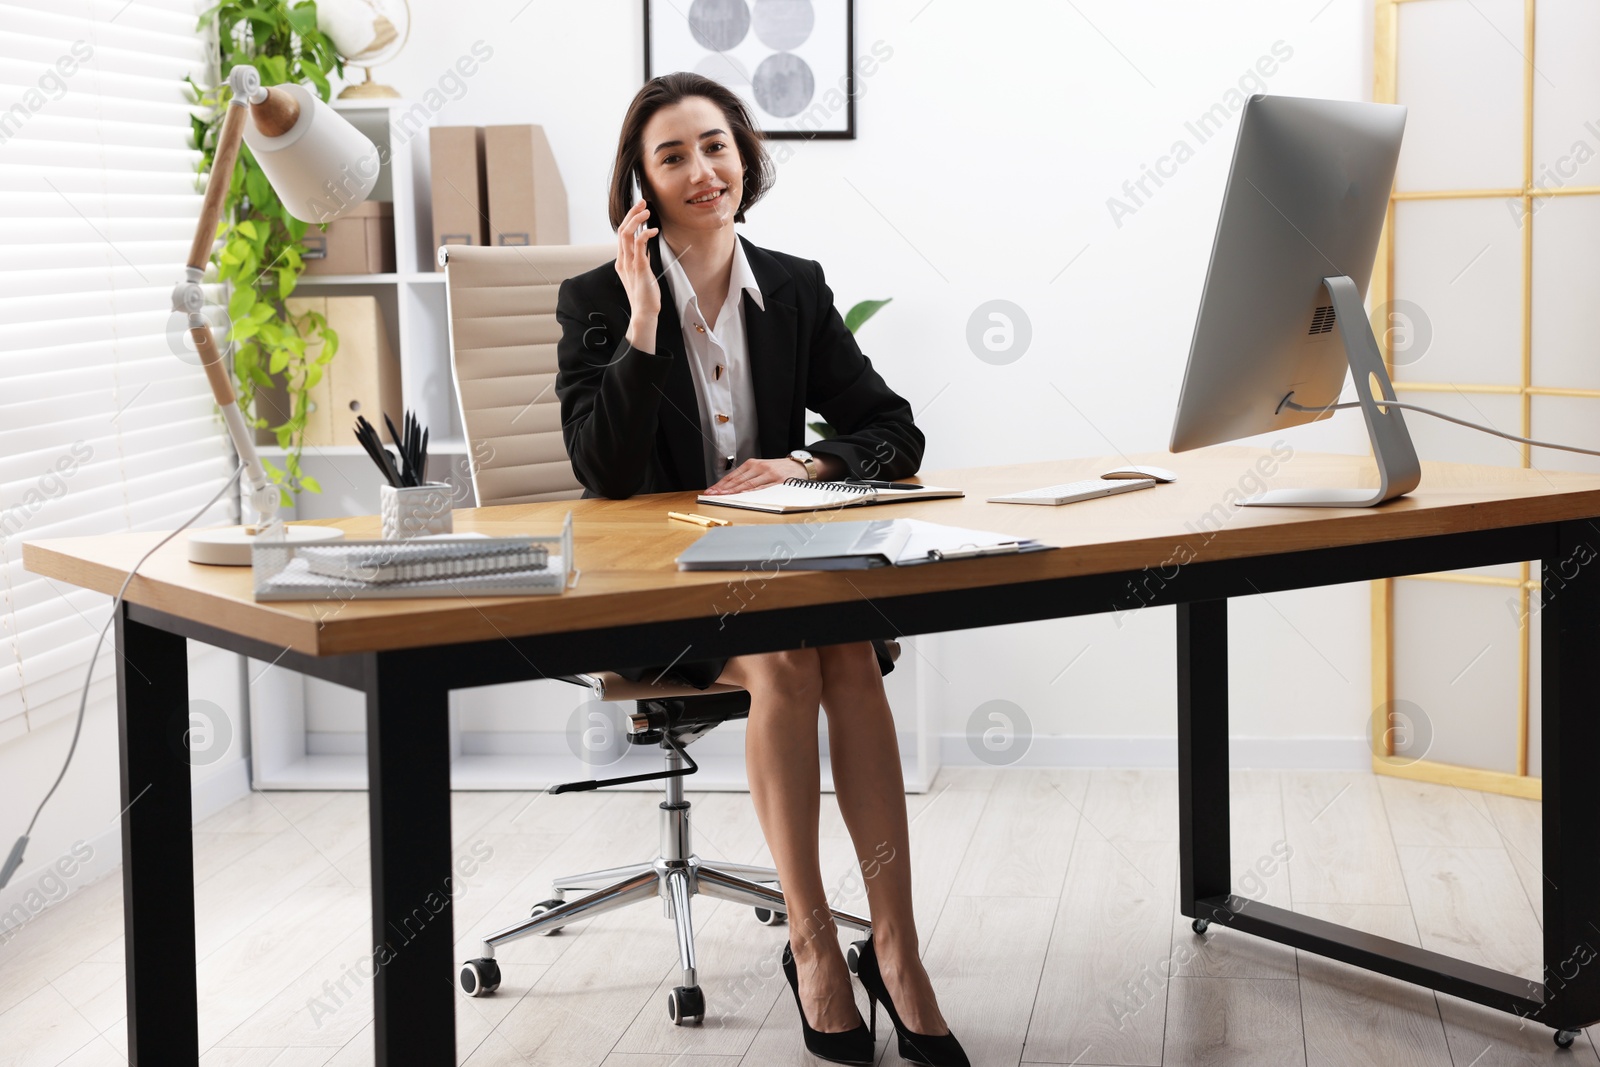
[703,457,808,495]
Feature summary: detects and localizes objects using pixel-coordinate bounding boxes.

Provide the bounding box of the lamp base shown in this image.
[188,524,345,566]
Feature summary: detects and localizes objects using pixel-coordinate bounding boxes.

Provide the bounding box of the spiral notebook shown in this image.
[697,477,964,514]
[297,538,549,584]
[252,519,575,601]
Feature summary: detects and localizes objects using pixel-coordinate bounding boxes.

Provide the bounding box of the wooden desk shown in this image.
[25,448,1600,1063]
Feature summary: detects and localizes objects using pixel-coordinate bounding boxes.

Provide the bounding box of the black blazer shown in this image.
[554,235,924,499]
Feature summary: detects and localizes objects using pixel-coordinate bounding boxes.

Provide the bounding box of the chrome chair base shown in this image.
[460,742,872,1024]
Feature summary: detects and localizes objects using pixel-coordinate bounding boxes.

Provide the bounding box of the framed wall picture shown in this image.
[644,0,855,140]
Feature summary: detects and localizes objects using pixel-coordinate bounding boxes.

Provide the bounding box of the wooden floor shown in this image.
[1,768,1594,1066]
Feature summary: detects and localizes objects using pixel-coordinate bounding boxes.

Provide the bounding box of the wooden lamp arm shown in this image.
[174,66,301,526]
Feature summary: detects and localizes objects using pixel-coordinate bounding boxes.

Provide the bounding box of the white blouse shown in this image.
[659,237,765,485]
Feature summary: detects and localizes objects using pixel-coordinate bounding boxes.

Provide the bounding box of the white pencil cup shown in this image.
[380,483,455,539]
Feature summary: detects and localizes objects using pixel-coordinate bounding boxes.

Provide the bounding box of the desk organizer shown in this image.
[251,512,575,601]
[381,482,455,539]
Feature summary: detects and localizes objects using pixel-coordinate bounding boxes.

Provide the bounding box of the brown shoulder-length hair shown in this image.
[608,72,774,230]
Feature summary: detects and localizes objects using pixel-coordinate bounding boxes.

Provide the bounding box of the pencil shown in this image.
[668,511,730,527]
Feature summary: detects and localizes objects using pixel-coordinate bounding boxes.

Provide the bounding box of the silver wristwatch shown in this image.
[788,449,820,480]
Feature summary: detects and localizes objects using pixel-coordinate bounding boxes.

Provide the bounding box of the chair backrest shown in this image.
[442,244,614,506]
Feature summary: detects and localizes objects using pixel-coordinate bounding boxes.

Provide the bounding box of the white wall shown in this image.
[355,0,1383,763]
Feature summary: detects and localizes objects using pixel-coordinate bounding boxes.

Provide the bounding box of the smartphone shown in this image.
[629,167,646,237]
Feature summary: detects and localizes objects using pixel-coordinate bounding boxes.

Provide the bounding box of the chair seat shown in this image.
[563,672,746,702]
[560,640,901,703]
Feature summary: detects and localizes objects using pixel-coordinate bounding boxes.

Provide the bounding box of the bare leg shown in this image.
[717,650,864,1034]
[818,640,949,1036]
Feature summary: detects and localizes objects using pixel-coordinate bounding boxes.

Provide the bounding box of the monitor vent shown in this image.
[1308,305,1336,335]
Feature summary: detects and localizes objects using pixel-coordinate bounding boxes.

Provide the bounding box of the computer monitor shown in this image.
[1169,95,1416,507]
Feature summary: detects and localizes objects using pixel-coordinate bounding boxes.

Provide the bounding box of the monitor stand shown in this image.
[1241,275,1422,508]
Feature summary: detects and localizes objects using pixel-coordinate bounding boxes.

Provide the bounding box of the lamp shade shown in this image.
[242,82,380,223]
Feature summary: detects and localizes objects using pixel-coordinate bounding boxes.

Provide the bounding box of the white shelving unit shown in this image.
[246,101,939,794]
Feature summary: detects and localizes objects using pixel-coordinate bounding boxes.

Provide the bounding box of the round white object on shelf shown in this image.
[187,524,346,566]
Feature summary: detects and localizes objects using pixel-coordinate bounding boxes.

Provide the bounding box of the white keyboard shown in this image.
[988,477,1157,506]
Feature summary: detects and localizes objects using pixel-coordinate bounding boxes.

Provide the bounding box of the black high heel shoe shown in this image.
[854,934,970,1067]
[781,941,875,1065]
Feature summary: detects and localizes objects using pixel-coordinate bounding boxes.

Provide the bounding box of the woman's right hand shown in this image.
[615,199,661,347]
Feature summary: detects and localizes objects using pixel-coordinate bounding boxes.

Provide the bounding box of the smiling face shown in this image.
[639,95,744,240]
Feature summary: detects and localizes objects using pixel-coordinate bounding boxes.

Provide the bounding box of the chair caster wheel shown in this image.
[754,906,786,926]
[667,984,704,1025]
[529,898,565,934]
[1554,1029,1579,1049]
[459,957,500,997]
[846,939,868,976]
[1192,918,1210,935]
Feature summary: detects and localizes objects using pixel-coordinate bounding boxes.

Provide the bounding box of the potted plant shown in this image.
[189,1,346,502]
[808,298,893,440]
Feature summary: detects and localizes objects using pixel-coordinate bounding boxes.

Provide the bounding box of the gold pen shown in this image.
[668,511,730,528]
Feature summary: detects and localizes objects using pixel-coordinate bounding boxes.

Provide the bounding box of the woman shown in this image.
[554,73,968,1067]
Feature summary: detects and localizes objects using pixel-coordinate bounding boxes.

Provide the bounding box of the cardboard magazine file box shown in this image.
[257,295,401,448]
[484,124,569,246]
[428,126,489,269]
[300,201,396,275]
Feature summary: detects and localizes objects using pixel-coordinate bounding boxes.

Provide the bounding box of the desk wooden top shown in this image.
[23,448,1600,656]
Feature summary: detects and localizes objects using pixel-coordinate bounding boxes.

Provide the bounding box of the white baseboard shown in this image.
[937,734,1371,770]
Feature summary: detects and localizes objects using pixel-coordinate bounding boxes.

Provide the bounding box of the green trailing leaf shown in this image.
[227,286,256,321]
[844,297,892,334]
[284,2,319,36]
[244,166,271,210]
[302,63,329,99]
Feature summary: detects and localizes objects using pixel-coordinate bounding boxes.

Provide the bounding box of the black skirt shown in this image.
[613,637,896,690]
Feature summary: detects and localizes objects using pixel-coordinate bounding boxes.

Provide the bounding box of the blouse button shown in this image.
[693,323,706,334]
[714,364,724,380]
[714,413,730,423]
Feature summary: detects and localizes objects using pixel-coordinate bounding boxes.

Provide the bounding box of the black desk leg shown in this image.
[115,606,198,1064]
[1538,521,1600,1031]
[365,651,456,1066]
[1178,600,1231,924]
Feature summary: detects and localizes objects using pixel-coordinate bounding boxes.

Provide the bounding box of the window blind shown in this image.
[0,0,234,738]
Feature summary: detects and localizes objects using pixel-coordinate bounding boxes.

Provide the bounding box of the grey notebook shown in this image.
[675,518,1052,571]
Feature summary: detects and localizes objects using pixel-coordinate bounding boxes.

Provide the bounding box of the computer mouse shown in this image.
[1102,464,1178,483]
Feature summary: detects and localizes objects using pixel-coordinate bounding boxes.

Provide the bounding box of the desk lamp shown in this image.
[182,65,379,564]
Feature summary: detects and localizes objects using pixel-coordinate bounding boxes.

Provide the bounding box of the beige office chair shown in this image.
[439,245,891,1024]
